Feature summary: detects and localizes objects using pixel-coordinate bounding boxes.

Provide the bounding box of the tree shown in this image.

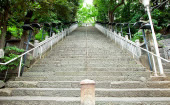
[77,0,98,24]
[0,0,11,49]
[0,0,80,50]
[94,0,125,23]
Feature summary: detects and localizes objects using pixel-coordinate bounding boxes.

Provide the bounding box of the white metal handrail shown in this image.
[95,23,170,76]
[0,23,78,77]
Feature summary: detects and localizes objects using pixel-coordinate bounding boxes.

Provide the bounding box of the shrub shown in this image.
[35,30,48,41]
[0,46,24,71]
[7,26,23,38]
[132,31,143,42]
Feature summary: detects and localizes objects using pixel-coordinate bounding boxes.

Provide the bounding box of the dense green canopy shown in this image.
[0,0,169,49]
[93,0,169,40]
[0,0,80,49]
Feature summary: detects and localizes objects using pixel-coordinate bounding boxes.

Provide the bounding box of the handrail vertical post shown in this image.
[152,55,158,76]
[40,46,42,59]
[51,40,52,50]
[132,44,134,58]
[18,56,23,77]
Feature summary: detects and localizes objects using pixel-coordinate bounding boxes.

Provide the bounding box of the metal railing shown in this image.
[0,24,78,77]
[95,23,170,76]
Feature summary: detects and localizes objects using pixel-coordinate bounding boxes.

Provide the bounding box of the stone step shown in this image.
[1,88,170,97]
[22,71,150,77]
[37,59,137,64]
[32,64,143,68]
[45,55,132,59]
[42,57,135,61]
[15,76,148,81]
[51,46,122,49]
[6,81,170,88]
[47,53,131,57]
[50,49,127,52]
[51,47,122,51]
[150,76,170,81]
[29,67,146,72]
[165,69,170,72]
[52,45,122,48]
[1,97,170,105]
[50,48,128,54]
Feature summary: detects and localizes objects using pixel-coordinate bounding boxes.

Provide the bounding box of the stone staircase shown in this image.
[0,27,170,105]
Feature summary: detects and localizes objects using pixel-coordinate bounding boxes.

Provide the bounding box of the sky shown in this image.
[83,0,93,7]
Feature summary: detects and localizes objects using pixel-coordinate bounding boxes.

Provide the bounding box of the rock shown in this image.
[0,81,5,88]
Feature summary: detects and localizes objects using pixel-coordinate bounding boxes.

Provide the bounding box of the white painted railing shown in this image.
[95,23,170,76]
[0,23,78,77]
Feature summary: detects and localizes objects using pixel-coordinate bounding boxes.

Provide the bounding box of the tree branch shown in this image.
[110,0,125,13]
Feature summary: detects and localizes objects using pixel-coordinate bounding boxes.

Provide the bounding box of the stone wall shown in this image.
[159,39,170,59]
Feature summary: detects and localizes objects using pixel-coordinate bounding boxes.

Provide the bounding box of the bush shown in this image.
[35,30,48,41]
[7,26,23,38]
[132,31,143,42]
[52,27,59,33]
[0,46,24,71]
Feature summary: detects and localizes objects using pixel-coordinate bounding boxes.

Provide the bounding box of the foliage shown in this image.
[35,30,48,42]
[156,33,164,41]
[7,26,23,38]
[93,0,109,22]
[77,1,98,24]
[93,0,169,41]
[0,46,24,71]
[52,28,60,34]
[132,31,143,42]
[0,0,80,49]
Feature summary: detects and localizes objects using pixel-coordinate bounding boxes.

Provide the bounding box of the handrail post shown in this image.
[40,46,42,59]
[152,55,158,76]
[125,35,129,49]
[132,44,134,58]
[62,29,64,41]
[51,40,52,50]
[18,56,23,77]
[114,32,116,44]
[135,39,141,57]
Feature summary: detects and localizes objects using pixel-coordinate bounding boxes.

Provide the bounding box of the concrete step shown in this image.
[6,81,170,88]
[32,64,143,68]
[51,47,124,51]
[50,49,127,53]
[48,50,128,53]
[22,71,150,77]
[1,88,170,97]
[1,97,170,105]
[37,59,137,64]
[165,69,170,72]
[14,76,148,81]
[42,57,135,61]
[51,47,123,50]
[28,67,146,72]
[47,54,131,57]
[150,76,170,81]
[45,55,132,59]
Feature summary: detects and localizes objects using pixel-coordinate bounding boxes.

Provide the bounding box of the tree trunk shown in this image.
[19,31,28,49]
[19,10,33,49]
[0,25,7,49]
[0,7,9,49]
[108,11,114,30]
